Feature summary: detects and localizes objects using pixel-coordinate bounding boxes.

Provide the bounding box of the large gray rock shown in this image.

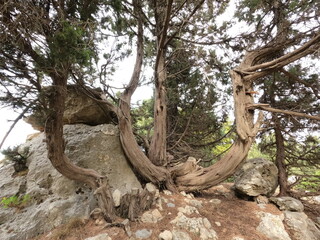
[170,212,218,240]
[270,196,304,212]
[284,211,320,240]
[0,124,141,240]
[172,230,192,240]
[0,164,26,197]
[256,212,291,240]
[234,158,278,197]
[135,229,153,239]
[25,85,114,131]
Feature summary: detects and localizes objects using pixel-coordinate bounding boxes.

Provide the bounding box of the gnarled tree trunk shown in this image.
[148,0,173,166]
[173,54,265,191]
[171,33,320,191]
[45,73,116,222]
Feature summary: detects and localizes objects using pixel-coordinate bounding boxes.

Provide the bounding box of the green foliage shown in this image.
[259,134,320,193]
[132,98,154,137]
[49,21,94,67]
[2,146,29,165]
[211,121,235,158]
[1,194,31,209]
[247,143,270,160]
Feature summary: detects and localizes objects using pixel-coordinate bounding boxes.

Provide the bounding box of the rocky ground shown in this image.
[31,183,320,240]
[1,124,319,240]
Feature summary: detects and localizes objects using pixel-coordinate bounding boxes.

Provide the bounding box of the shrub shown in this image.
[0,194,31,209]
[1,145,29,172]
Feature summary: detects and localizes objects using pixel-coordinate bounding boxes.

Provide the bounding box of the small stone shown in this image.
[255,195,269,204]
[146,182,157,192]
[172,230,192,240]
[215,222,221,227]
[94,219,105,226]
[178,205,199,215]
[141,209,162,223]
[156,198,163,211]
[152,209,162,219]
[203,218,212,229]
[167,202,175,208]
[180,191,194,198]
[184,198,203,208]
[85,233,111,240]
[122,219,132,237]
[186,193,194,199]
[180,191,187,196]
[232,237,245,240]
[158,230,173,240]
[163,190,172,195]
[135,229,152,239]
[112,189,121,207]
[209,199,221,205]
[200,227,218,240]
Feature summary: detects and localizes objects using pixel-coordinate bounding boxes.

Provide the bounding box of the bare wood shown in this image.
[116,1,176,190]
[149,0,170,166]
[247,104,320,121]
[176,138,254,192]
[169,158,199,178]
[116,188,155,221]
[242,33,320,73]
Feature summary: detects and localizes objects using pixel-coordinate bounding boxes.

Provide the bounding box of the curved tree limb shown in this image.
[117,0,176,190]
[242,33,320,73]
[247,104,320,121]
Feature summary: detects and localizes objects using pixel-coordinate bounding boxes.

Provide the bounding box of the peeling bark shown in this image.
[148,0,172,166]
[116,0,176,191]
[44,74,116,222]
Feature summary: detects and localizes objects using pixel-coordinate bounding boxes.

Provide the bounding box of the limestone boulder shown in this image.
[270,196,304,212]
[256,212,291,240]
[284,211,320,240]
[0,124,141,240]
[25,85,114,131]
[234,158,278,197]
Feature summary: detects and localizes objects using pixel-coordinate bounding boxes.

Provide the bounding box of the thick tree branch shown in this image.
[247,104,320,121]
[243,33,320,73]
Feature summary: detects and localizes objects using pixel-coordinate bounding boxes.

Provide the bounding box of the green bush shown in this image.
[1,194,31,209]
[1,145,29,172]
